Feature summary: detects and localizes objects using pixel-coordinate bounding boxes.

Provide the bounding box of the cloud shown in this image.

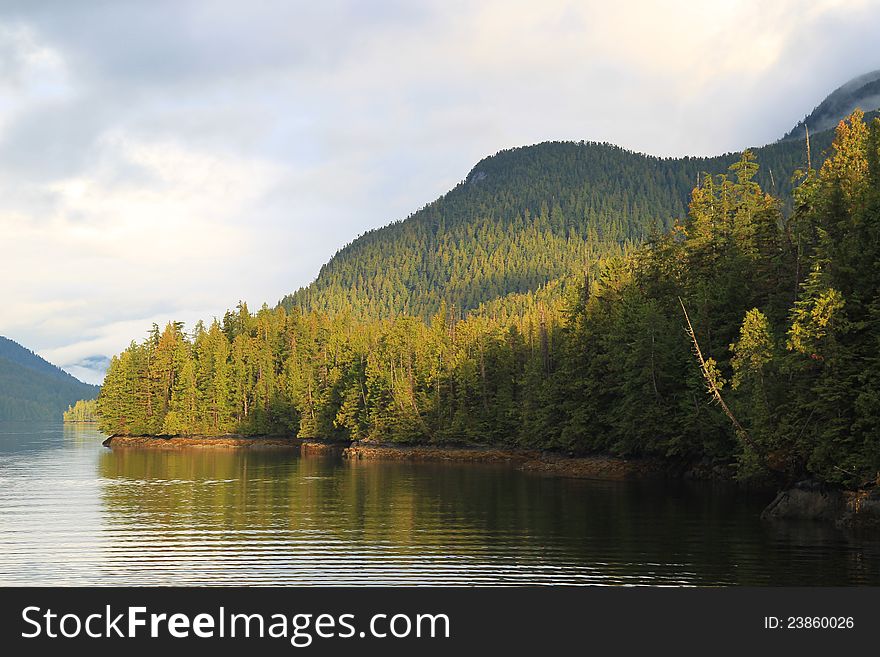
[1,129,288,379]
[0,23,66,89]
[0,0,878,383]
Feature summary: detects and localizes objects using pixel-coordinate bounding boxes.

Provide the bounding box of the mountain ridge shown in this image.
[279,130,830,320]
[0,336,100,421]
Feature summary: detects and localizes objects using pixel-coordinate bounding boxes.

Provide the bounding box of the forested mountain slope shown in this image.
[0,337,100,421]
[280,128,838,320]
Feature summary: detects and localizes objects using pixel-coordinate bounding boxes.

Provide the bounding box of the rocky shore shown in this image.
[102,435,301,449]
[343,443,535,464]
[342,442,670,480]
[102,435,355,457]
[761,480,880,529]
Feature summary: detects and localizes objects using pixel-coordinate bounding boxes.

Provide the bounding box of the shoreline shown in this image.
[98,436,728,481]
[101,435,683,479]
[342,442,673,480]
[100,435,879,527]
[102,435,353,454]
[102,435,302,449]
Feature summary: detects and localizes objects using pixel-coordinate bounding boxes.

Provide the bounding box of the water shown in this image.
[1,422,878,586]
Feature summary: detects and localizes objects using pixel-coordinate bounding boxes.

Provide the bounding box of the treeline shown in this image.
[63,399,98,422]
[280,132,837,321]
[97,300,566,444]
[100,112,880,485]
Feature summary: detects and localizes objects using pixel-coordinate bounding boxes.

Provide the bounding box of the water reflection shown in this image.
[2,422,879,586]
[93,445,880,586]
[63,422,101,445]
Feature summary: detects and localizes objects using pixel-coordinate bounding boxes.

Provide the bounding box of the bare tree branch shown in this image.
[678,297,760,453]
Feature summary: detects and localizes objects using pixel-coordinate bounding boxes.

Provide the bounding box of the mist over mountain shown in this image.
[0,336,99,421]
[783,69,880,139]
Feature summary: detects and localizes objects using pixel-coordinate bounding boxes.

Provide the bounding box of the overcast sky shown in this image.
[1,0,879,384]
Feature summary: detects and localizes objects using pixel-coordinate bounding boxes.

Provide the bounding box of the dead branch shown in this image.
[678,297,760,453]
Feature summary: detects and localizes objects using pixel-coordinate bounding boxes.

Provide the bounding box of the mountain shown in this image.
[280,124,835,320]
[0,337,100,421]
[783,70,880,139]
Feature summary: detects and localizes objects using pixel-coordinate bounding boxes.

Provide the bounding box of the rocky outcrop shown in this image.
[761,480,880,528]
[761,481,846,522]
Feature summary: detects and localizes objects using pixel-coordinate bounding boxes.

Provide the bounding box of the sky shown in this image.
[1,0,879,384]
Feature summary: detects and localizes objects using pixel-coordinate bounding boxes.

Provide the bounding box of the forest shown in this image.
[98,111,880,486]
[63,399,99,423]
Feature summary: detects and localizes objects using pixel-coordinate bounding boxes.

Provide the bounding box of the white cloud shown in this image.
[0,0,878,383]
[2,130,289,379]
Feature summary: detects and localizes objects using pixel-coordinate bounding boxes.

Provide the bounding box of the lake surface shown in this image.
[1,422,878,586]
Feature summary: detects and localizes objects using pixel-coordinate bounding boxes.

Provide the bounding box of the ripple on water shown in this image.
[2,422,879,586]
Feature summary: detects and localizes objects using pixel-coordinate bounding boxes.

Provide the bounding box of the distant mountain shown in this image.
[0,336,100,421]
[783,70,880,139]
[280,123,834,320]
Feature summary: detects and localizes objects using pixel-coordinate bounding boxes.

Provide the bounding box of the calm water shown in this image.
[1,422,878,586]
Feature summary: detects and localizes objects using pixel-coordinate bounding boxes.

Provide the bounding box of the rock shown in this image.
[761,487,846,522]
[300,440,349,456]
[763,484,880,528]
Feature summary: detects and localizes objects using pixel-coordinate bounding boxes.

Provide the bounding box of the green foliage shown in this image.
[101,113,880,487]
[731,309,774,390]
[63,399,98,422]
